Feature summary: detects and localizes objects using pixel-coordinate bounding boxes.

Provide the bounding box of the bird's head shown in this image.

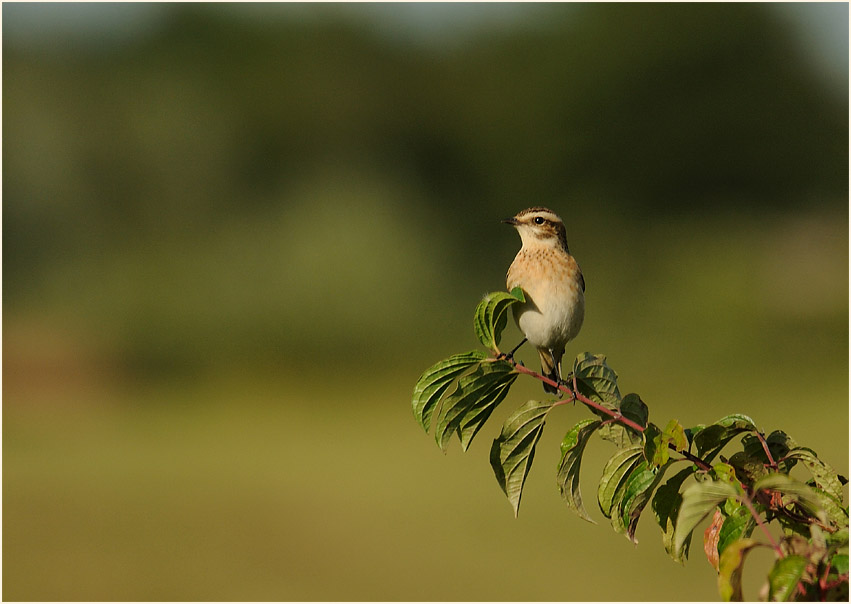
[502,207,569,250]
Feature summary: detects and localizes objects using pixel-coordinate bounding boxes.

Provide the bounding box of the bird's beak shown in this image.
[501,217,519,226]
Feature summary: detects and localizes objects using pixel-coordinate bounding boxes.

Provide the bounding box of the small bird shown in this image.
[503,207,585,394]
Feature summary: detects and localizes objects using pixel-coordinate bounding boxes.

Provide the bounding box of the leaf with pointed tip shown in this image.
[785,447,845,502]
[653,467,697,563]
[490,399,555,517]
[643,423,666,467]
[412,350,486,433]
[768,555,808,602]
[557,419,603,522]
[674,480,740,555]
[693,414,758,460]
[753,473,826,523]
[434,360,515,452]
[473,288,525,351]
[598,446,644,518]
[718,538,759,601]
[571,352,621,410]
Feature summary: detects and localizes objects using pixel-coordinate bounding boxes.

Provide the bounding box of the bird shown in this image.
[502,207,585,394]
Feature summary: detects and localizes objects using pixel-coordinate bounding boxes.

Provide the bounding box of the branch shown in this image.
[498,356,646,433]
[755,431,778,470]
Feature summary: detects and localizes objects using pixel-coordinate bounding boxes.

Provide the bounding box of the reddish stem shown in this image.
[741,490,785,558]
[500,358,646,433]
[755,431,778,470]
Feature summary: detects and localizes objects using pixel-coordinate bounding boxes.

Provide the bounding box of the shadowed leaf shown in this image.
[490,399,555,517]
[412,350,486,432]
[557,419,603,522]
[767,555,807,602]
[693,414,758,460]
[653,467,697,563]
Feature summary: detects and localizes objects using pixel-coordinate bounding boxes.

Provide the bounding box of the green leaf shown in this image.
[693,414,758,460]
[490,399,554,517]
[768,555,807,602]
[598,446,644,519]
[831,553,849,575]
[728,451,768,484]
[458,370,518,451]
[473,288,525,352]
[663,419,688,453]
[412,350,486,432]
[557,419,603,522]
[571,352,621,410]
[674,479,740,556]
[619,461,672,543]
[620,393,649,430]
[753,473,827,523]
[718,538,759,601]
[717,504,757,559]
[434,360,515,452]
[653,467,698,563]
[643,423,666,466]
[785,447,845,502]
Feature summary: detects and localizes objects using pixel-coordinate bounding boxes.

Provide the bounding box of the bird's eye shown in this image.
[534,217,545,225]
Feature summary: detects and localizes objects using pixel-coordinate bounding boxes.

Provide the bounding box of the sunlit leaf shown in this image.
[753,473,827,523]
[785,447,845,502]
[643,423,667,467]
[473,288,525,351]
[557,419,603,522]
[767,555,807,602]
[458,369,518,451]
[663,419,688,452]
[490,399,554,517]
[412,350,486,432]
[717,538,759,601]
[653,467,697,563]
[598,446,644,518]
[674,479,740,555]
[434,360,515,451]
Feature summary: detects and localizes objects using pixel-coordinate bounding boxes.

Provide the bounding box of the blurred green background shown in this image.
[3,3,848,601]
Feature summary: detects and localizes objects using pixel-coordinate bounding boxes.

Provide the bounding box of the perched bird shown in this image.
[503,207,585,394]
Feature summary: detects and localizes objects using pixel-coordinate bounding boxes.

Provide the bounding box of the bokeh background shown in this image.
[3,2,848,601]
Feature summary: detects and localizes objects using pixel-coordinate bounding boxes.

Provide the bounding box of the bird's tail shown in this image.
[538,348,564,395]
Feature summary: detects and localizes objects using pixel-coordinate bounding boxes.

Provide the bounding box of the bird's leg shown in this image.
[498,337,527,363]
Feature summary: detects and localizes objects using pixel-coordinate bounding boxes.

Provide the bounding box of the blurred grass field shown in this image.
[3,3,848,601]
[5,207,847,601]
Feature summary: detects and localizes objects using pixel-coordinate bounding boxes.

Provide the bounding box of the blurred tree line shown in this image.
[3,3,847,372]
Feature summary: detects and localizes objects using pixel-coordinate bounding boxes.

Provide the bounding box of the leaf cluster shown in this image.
[412,291,849,601]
